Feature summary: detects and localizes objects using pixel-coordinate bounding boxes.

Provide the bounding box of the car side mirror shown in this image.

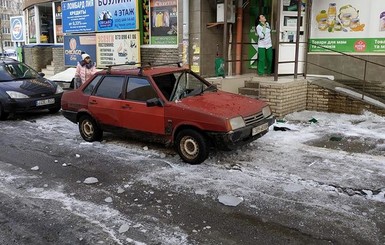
[38,72,45,77]
[146,97,163,107]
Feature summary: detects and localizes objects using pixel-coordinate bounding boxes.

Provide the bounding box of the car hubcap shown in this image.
[82,120,94,137]
[181,136,199,159]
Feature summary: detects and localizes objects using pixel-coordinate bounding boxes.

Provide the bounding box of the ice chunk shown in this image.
[83,177,99,184]
[218,195,243,207]
[119,224,130,233]
[104,197,113,203]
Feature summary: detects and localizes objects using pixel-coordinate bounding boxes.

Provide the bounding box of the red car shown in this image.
[61,63,275,164]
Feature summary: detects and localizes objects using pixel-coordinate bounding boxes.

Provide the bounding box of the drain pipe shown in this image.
[235,0,243,75]
[182,0,189,66]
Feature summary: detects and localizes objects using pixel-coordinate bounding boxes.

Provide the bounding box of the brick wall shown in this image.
[52,47,65,73]
[259,80,308,118]
[23,46,53,72]
[141,48,180,65]
[307,84,385,116]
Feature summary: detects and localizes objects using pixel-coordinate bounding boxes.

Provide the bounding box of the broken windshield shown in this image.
[169,71,213,101]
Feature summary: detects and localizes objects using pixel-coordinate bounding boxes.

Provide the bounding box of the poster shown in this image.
[95,0,138,32]
[142,0,150,45]
[191,40,200,73]
[62,0,96,33]
[150,0,178,45]
[64,34,97,67]
[55,2,63,43]
[96,31,141,67]
[309,0,385,53]
[248,21,258,69]
[28,8,36,43]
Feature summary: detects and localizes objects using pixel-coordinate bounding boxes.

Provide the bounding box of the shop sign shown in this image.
[64,35,97,66]
[95,0,138,31]
[150,0,178,45]
[62,0,96,33]
[10,16,25,42]
[96,31,141,67]
[310,0,385,54]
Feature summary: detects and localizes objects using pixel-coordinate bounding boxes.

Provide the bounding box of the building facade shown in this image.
[20,0,385,81]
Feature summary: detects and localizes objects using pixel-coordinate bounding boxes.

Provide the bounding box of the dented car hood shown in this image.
[175,91,266,118]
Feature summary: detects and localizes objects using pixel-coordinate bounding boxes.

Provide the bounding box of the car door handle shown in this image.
[89,100,97,105]
[121,104,132,109]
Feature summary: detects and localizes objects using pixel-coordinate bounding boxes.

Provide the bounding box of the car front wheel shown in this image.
[175,129,209,164]
[79,115,103,142]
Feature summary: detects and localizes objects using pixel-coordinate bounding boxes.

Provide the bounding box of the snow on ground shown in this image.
[2,110,385,243]
[20,110,385,206]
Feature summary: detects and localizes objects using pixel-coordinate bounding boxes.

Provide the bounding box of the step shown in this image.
[238,87,259,97]
[45,65,55,71]
[244,81,260,88]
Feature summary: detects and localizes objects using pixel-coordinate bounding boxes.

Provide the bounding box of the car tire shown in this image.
[48,107,61,114]
[0,103,9,120]
[79,115,103,142]
[175,129,209,164]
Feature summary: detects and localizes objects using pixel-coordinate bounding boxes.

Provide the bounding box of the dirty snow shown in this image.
[2,109,385,243]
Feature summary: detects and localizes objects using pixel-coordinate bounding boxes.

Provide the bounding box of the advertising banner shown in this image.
[309,0,385,53]
[28,8,36,43]
[95,0,138,32]
[150,0,178,45]
[96,31,140,67]
[62,0,96,33]
[10,16,25,42]
[64,35,97,66]
[55,2,63,43]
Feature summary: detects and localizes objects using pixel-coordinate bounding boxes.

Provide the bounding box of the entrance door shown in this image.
[278,0,307,74]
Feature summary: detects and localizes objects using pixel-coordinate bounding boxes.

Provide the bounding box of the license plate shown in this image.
[252,123,269,136]
[36,98,55,106]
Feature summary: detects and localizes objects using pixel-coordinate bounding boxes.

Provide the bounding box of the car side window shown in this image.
[126,77,158,102]
[83,75,102,95]
[94,76,125,99]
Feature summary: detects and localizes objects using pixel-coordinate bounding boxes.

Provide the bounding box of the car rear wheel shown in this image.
[0,103,9,120]
[79,115,103,142]
[175,129,209,164]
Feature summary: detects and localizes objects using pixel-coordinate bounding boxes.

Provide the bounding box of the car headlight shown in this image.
[6,91,29,99]
[229,116,246,130]
[56,85,64,94]
[262,106,272,117]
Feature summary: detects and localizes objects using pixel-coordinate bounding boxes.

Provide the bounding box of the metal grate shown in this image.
[244,112,264,126]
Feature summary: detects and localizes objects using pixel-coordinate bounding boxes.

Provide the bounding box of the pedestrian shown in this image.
[256,14,273,76]
[74,52,97,88]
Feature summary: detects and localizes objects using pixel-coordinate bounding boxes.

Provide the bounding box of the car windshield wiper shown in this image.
[201,84,217,94]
